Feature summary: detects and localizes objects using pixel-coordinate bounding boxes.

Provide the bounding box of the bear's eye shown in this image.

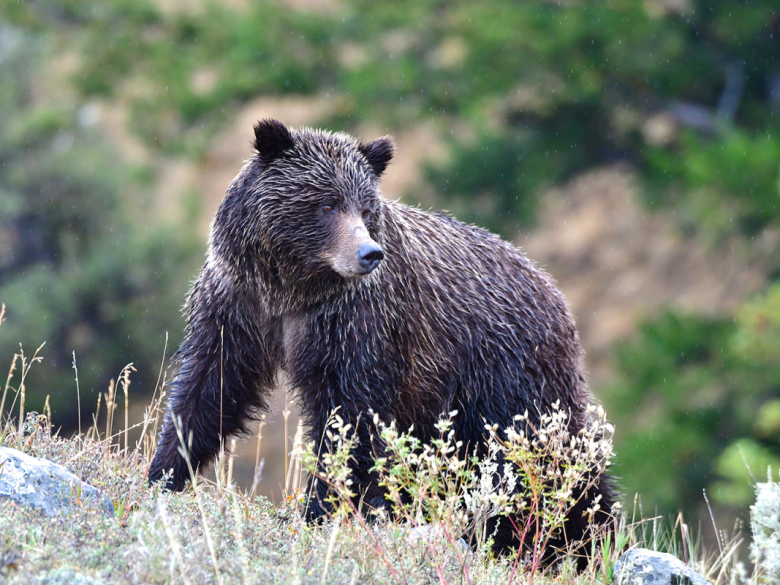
[361,209,371,220]
[322,203,337,214]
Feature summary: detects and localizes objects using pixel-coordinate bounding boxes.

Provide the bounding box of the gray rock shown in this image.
[0,446,113,517]
[614,549,712,585]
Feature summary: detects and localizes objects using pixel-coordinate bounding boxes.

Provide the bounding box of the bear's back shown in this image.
[366,201,589,429]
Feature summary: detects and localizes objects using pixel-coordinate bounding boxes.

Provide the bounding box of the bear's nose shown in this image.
[357,242,384,273]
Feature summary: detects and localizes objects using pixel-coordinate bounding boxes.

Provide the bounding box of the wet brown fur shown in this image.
[148,119,615,561]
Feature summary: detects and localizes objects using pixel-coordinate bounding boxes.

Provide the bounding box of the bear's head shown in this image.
[211,119,394,302]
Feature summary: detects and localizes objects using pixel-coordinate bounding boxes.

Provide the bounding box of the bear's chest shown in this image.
[281,311,309,369]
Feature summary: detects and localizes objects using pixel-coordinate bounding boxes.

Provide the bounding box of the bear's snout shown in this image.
[323,215,385,278]
[357,242,384,273]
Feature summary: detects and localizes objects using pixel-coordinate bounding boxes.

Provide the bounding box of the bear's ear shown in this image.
[253,119,294,160]
[358,136,395,177]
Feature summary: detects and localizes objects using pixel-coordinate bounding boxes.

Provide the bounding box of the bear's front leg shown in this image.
[304,412,391,522]
[148,268,279,491]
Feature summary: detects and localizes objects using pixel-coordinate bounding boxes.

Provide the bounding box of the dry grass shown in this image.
[0,314,751,584]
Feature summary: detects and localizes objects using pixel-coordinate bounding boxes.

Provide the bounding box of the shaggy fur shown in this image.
[148,119,615,558]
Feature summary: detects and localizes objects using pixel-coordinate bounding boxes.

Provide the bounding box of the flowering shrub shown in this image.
[302,402,619,582]
[750,474,780,583]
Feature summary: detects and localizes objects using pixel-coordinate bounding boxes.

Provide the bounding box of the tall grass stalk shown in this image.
[72,352,81,437]
[105,378,116,447]
[158,497,193,585]
[250,415,266,501]
[5,343,46,448]
[227,437,237,491]
[172,414,223,585]
[230,494,252,584]
[121,365,134,452]
[283,388,291,486]
[321,516,342,585]
[43,394,51,424]
[285,420,305,497]
[0,355,18,443]
[90,392,102,442]
[136,333,167,456]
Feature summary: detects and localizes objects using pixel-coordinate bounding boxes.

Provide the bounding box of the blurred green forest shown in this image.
[1,0,779,530]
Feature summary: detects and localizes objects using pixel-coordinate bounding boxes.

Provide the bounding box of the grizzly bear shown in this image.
[148,119,615,558]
